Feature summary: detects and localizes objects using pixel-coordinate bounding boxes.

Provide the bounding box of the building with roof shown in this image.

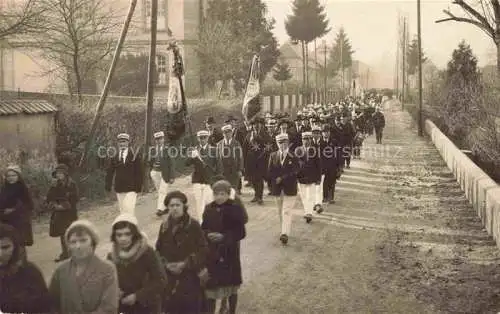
[0,99,59,164]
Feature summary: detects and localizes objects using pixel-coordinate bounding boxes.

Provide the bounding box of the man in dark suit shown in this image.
[311,126,324,212]
[268,133,299,245]
[206,117,223,146]
[296,132,322,223]
[149,131,175,216]
[216,123,243,192]
[105,133,143,216]
[320,125,341,204]
[372,106,386,144]
[186,130,223,223]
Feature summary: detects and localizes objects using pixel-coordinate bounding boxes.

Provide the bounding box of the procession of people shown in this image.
[0,92,385,314]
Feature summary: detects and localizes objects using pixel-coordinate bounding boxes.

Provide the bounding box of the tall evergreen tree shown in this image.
[285,0,330,90]
[273,62,293,92]
[406,36,427,76]
[328,27,354,74]
[199,0,280,94]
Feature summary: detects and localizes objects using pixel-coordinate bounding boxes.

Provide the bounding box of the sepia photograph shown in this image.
[1,0,500,313]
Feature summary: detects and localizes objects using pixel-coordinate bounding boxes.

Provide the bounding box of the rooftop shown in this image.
[0,99,58,116]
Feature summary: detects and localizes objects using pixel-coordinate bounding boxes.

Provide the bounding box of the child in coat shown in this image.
[201,180,246,314]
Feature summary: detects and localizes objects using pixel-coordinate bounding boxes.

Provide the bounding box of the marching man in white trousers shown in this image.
[268,133,299,245]
[296,131,322,223]
[186,130,222,223]
[149,131,174,216]
[105,133,143,216]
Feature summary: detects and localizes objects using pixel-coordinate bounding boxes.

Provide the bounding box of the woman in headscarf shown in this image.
[156,190,208,314]
[0,223,51,313]
[49,219,119,314]
[46,163,79,262]
[108,213,167,314]
[0,165,34,247]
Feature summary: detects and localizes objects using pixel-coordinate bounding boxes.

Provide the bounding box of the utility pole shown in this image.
[322,39,327,102]
[395,14,400,99]
[315,39,318,90]
[340,36,344,97]
[143,0,158,191]
[417,0,423,136]
[79,0,138,167]
[401,17,406,109]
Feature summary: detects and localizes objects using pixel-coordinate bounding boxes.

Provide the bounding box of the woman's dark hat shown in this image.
[52,163,69,178]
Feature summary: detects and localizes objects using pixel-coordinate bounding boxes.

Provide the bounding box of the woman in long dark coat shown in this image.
[156,190,208,314]
[0,223,51,313]
[46,164,78,262]
[202,180,246,314]
[0,165,34,247]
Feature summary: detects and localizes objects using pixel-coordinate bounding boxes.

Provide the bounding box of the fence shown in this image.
[262,89,337,114]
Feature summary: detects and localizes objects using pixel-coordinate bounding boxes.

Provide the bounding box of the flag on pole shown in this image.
[165,42,188,142]
[242,55,261,122]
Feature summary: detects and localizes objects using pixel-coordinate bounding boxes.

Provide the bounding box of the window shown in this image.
[145,0,165,17]
[157,54,167,85]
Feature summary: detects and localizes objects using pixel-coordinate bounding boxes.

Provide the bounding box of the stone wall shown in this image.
[425,119,500,249]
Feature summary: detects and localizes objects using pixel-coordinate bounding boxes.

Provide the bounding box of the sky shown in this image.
[263,0,497,86]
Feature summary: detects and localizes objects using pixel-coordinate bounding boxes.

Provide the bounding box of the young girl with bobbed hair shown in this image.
[156,190,208,314]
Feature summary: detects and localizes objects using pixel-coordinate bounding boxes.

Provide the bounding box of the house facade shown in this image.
[0,0,208,96]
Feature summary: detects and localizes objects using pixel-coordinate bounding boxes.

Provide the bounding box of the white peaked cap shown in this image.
[112,213,138,228]
[197,130,209,137]
[275,133,289,142]
[302,131,313,138]
[221,124,232,131]
[117,133,130,141]
[312,126,322,132]
[153,131,164,138]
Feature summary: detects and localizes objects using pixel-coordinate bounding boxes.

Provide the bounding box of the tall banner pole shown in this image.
[78,0,138,167]
[143,0,158,191]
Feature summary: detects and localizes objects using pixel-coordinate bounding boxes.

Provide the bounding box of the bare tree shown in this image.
[436,0,500,73]
[0,0,46,40]
[25,0,123,104]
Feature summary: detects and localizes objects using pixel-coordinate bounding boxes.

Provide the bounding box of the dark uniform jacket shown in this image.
[244,130,272,181]
[186,145,223,185]
[372,112,385,129]
[149,145,174,182]
[296,146,322,184]
[208,128,223,146]
[105,148,143,193]
[216,139,244,188]
[320,137,341,174]
[268,150,299,196]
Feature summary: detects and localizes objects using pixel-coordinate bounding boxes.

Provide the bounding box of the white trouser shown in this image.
[193,183,213,223]
[315,176,324,205]
[275,192,296,236]
[150,170,169,210]
[298,183,315,216]
[116,192,137,216]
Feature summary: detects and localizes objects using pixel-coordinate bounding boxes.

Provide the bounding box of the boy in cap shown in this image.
[149,131,175,216]
[187,130,223,222]
[268,133,299,245]
[296,132,321,223]
[105,133,143,216]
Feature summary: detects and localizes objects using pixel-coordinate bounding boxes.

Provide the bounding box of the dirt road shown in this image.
[28,100,500,313]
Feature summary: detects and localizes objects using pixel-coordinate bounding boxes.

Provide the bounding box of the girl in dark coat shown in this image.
[0,165,34,247]
[202,180,246,314]
[0,223,51,313]
[156,190,208,314]
[46,164,79,262]
[108,213,167,314]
